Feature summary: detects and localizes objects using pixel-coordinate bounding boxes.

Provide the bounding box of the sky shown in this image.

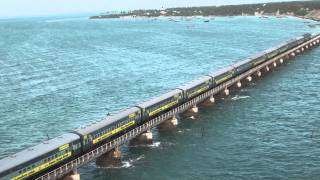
[0,0,306,17]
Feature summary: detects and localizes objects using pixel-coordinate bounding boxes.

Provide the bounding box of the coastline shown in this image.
[89,1,320,22]
[89,14,320,23]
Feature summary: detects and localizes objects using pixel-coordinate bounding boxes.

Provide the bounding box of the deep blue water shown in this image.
[0,15,319,179]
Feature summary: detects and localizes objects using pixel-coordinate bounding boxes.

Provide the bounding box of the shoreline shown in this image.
[89,1,320,22]
[89,14,319,23]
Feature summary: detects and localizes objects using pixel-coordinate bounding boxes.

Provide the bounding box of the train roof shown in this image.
[0,133,79,175]
[209,66,235,78]
[178,76,212,91]
[76,107,141,135]
[233,58,253,68]
[137,89,182,109]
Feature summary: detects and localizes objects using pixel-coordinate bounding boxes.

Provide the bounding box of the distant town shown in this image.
[90,1,320,21]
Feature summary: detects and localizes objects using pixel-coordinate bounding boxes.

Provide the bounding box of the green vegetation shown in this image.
[90,1,320,20]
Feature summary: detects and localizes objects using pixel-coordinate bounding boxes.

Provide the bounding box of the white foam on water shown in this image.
[135,155,145,161]
[121,161,132,168]
[149,142,161,147]
[231,95,250,101]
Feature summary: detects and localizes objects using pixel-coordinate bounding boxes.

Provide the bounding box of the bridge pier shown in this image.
[236,81,242,88]
[202,95,215,106]
[224,88,230,96]
[273,61,277,68]
[290,52,295,58]
[301,47,304,52]
[183,105,199,117]
[130,130,153,145]
[265,65,270,72]
[96,147,121,167]
[296,49,300,54]
[158,116,178,131]
[246,76,252,82]
[256,70,262,77]
[61,169,80,180]
[285,54,290,60]
[279,58,284,64]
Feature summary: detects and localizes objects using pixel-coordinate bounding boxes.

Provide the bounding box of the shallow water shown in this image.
[0,15,319,179]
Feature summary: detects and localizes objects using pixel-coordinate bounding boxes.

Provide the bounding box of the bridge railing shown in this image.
[36,35,320,180]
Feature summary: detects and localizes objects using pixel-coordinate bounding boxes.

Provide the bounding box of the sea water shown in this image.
[0,15,319,179]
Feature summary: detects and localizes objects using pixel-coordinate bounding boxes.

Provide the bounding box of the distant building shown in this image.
[160,11,167,15]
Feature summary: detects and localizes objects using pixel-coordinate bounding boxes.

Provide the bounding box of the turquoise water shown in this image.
[0,16,319,179]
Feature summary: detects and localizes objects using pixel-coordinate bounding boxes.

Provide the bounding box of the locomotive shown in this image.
[0,33,314,180]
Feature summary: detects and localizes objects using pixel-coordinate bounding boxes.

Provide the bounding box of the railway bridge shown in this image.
[0,33,319,180]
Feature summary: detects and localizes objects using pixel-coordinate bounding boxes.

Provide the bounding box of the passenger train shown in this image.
[0,33,315,180]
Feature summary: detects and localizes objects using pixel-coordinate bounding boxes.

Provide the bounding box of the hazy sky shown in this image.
[0,0,304,17]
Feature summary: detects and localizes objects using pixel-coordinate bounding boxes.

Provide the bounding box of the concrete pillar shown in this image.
[273,62,277,67]
[237,81,242,88]
[285,55,290,60]
[202,95,215,106]
[183,105,199,117]
[266,66,270,72]
[279,58,284,64]
[190,105,199,113]
[313,41,316,45]
[158,116,178,131]
[130,130,153,145]
[246,76,252,82]
[62,170,80,180]
[306,45,309,49]
[291,52,295,57]
[96,147,121,167]
[257,70,262,77]
[224,88,230,96]
[296,49,300,54]
[317,39,319,44]
[310,43,313,47]
[301,47,304,52]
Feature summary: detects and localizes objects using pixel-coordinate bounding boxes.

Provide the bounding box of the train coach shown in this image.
[136,89,184,120]
[0,133,81,180]
[209,66,236,85]
[274,42,289,54]
[233,58,254,76]
[75,107,142,151]
[177,76,214,100]
[287,33,311,49]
